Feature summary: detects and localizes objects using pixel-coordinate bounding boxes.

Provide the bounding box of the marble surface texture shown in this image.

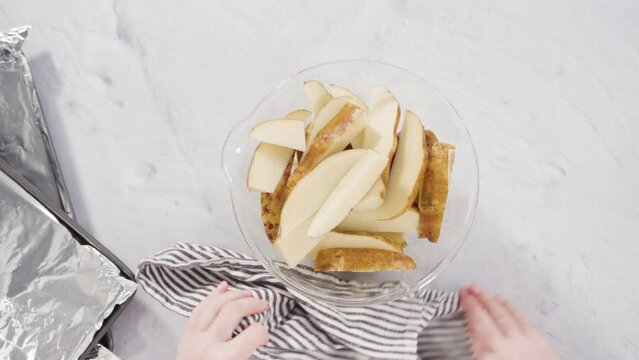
[1,1,638,359]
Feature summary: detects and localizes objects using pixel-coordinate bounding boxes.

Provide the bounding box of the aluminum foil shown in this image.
[93,345,122,360]
[0,26,74,216]
[0,168,137,359]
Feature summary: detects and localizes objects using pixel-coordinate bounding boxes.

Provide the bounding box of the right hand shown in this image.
[461,285,558,360]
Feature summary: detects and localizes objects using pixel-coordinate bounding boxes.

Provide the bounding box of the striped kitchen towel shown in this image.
[137,243,471,359]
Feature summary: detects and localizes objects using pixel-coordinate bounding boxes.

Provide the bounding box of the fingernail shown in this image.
[217,281,228,289]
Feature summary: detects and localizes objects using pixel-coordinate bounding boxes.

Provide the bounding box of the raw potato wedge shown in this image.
[285,109,313,121]
[305,97,354,147]
[275,217,325,267]
[279,149,367,239]
[418,142,455,242]
[314,248,416,272]
[247,109,311,192]
[250,80,461,273]
[376,111,427,220]
[247,143,293,193]
[304,80,333,116]
[362,86,400,185]
[328,84,368,149]
[250,119,307,151]
[336,207,420,233]
[363,87,400,152]
[380,135,398,185]
[261,156,294,242]
[308,231,406,259]
[424,129,438,147]
[351,131,366,149]
[328,84,368,111]
[286,103,366,192]
[304,123,314,145]
[354,178,385,210]
[290,109,314,160]
[381,232,409,248]
[412,130,438,206]
[308,150,388,237]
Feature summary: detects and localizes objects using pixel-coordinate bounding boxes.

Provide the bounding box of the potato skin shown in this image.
[286,103,366,194]
[314,248,416,272]
[418,142,455,242]
[340,231,408,250]
[261,155,294,242]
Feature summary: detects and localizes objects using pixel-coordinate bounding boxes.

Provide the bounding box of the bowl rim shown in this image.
[222,59,480,306]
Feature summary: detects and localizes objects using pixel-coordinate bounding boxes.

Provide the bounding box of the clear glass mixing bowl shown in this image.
[222,60,479,306]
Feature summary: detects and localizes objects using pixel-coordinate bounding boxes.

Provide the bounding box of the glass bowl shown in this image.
[222,60,479,306]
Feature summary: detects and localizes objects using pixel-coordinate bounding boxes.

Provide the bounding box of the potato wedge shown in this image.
[286,103,366,192]
[260,155,294,242]
[305,97,355,147]
[363,86,400,185]
[288,108,312,120]
[418,142,455,242]
[328,84,368,111]
[314,248,416,272]
[379,232,409,248]
[308,150,388,237]
[377,111,427,220]
[412,129,438,206]
[328,84,368,148]
[275,217,325,267]
[354,178,385,210]
[424,129,438,147]
[247,143,293,193]
[279,149,367,240]
[250,119,307,151]
[308,231,406,259]
[247,109,310,192]
[304,80,333,116]
[336,207,420,233]
[351,131,366,150]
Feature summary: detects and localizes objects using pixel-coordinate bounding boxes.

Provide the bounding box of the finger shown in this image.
[187,282,228,331]
[460,287,500,353]
[191,289,253,332]
[208,297,269,341]
[218,323,269,360]
[191,290,251,331]
[497,296,535,334]
[470,285,518,336]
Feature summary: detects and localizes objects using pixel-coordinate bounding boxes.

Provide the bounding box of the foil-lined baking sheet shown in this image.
[0,166,137,360]
[0,26,74,216]
[1,26,136,359]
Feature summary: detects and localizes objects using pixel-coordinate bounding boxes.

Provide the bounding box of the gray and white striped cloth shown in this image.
[137,243,471,359]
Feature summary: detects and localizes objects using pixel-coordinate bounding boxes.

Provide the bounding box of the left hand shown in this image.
[176,281,269,360]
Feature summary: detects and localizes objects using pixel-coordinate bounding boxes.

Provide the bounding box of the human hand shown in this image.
[176,281,269,360]
[461,285,558,360]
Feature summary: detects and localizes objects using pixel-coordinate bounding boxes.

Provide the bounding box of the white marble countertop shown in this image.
[1,1,638,359]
